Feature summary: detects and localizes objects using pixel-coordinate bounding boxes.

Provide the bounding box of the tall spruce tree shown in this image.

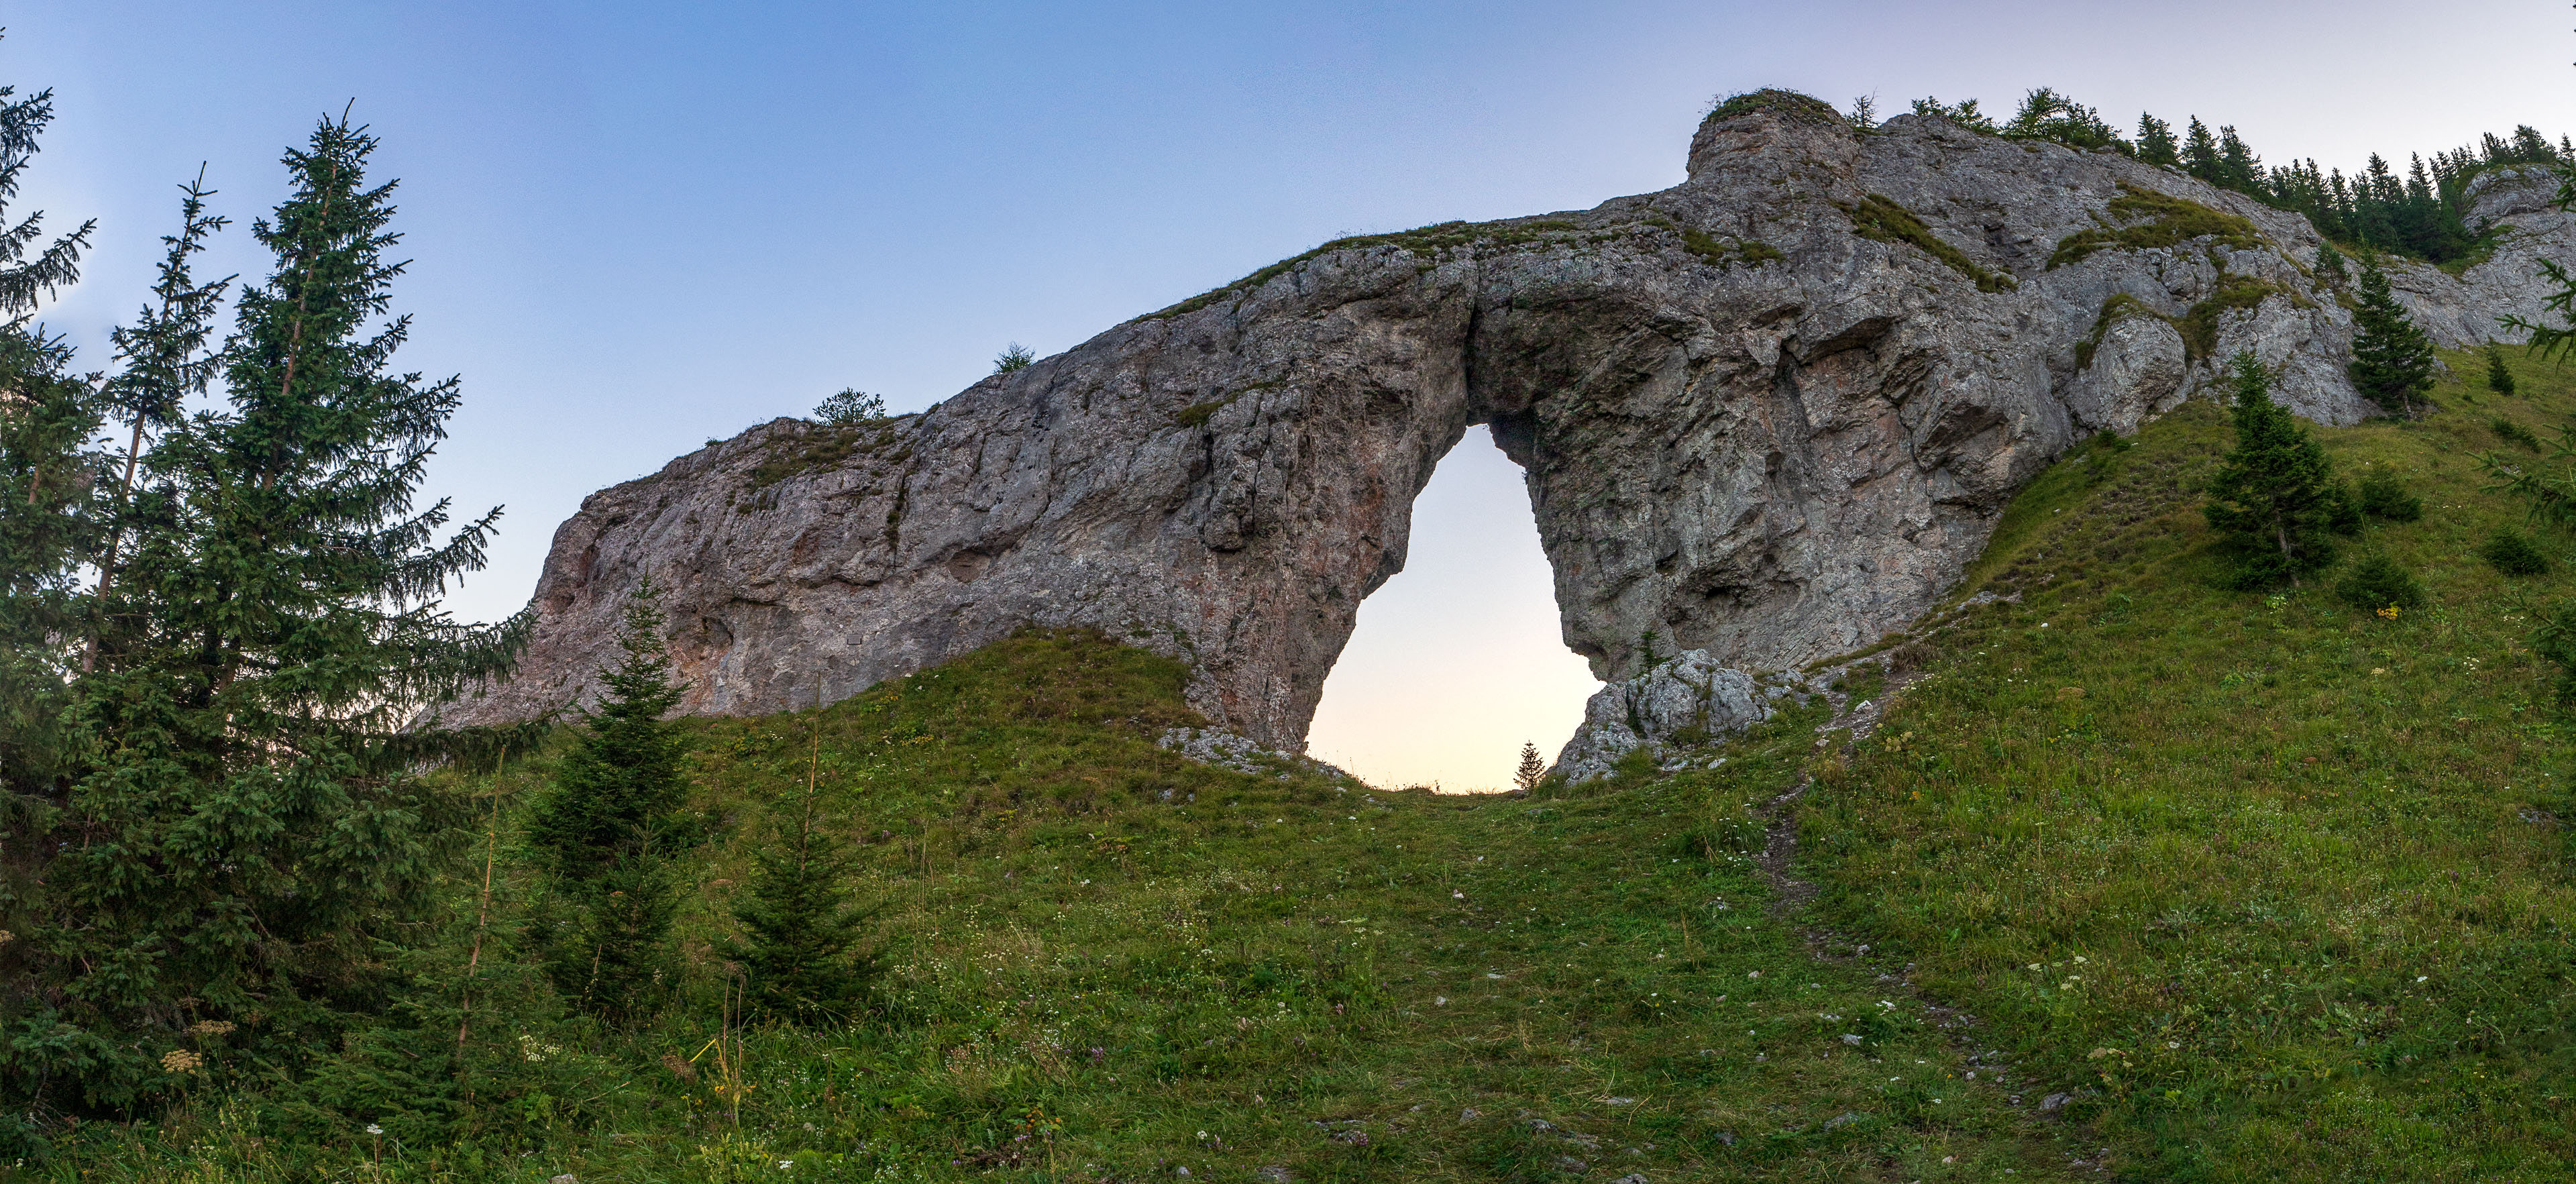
[6,113,524,1112]
[527,583,689,1022]
[722,722,876,1024]
[2182,117,2221,182]
[2136,113,2180,168]
[2205,352,2342,588]
[2350,256,2436,417]
[85,173,232,671]
[0,66,101,829]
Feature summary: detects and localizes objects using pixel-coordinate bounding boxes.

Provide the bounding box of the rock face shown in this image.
[436,99,2576,752]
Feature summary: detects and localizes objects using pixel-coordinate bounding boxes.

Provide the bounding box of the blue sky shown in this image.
[14,0,2572,786]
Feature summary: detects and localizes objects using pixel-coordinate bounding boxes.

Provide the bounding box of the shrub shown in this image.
[2355,470,2424,521]
[814,387,885,425]
[2334,552,2428,613]
[2482,529,2551,575]
[2326,481,2365,535]
[2492,415,2543,451]
[994,343,1035,374]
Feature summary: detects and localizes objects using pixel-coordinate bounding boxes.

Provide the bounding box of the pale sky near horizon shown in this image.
[12,0,2573,788]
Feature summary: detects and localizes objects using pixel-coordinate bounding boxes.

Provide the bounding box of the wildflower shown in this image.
[160,1049,203,1074]
[188,1020,236,1036]
[366,1124,384,1136]
[777,1161,794,1171]
[2377,604,2402,621]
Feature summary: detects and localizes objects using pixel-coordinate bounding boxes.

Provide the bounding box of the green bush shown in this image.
[2334,552,2428,613]
[2355,470,2424,521]
[2492,415,2544,450]
[2482,528,2552,575]
[814,387,885,425]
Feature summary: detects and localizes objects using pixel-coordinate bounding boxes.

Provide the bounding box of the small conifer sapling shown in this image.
[2204,352,2341,588]
[2486,343,2517,396]
[2482,529,2551,576]
[2355,470,2424,522]
[2334,553,2428,614]
[725,718,879,1024]
[527,581,690,1022]
[1513,743,1548,794]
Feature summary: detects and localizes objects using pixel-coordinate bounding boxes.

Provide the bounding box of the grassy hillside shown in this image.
[37,347,2576,1184]
[1803,345,2576,1181]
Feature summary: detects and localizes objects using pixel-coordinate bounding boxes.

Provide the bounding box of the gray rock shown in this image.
[1821,1111,1865,1130]
[434,104,2576,747]
[1554,650,1796,781]
[1608,1175,1652,1184]
[1256,1169,1294,1184]
[2041,1091,2073,1112]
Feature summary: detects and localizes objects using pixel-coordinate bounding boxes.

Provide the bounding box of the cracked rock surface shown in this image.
[435,105,2576,749]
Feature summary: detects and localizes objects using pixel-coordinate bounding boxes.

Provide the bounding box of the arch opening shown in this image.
[1303,426,1602,792]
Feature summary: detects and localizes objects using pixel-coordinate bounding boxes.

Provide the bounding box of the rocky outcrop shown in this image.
[1551,651,1806,782]
[436,97,2576,752]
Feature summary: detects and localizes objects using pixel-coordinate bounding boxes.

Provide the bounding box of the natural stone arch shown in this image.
[441,101,2568,751]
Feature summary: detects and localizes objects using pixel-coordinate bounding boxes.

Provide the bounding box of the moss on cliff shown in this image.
[2049,181,2265,268]
[1701,87,1844,129]
[1846,193,2018,292]
[1136,218,1586,323]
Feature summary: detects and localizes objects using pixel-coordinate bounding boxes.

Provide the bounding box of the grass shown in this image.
[1136,220,1585,323]
[38,351,2576,1183]
[41,631,2103,1183]
[1701,89,1843,129]
[2049,183,2267,270]
[1846,195,2017,293]
[747,421,909,492]
[1799,342,2576,1181]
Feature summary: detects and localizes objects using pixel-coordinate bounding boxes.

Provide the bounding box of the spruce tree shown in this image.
[527,583,689,1021]
[85,173,232,671]
[2314,244,2349,286]
[2204,352,2341,588]
[2350,256,2436,417]
[0,66,101,825]
[723,724,877,1024]
[2136,113,2180,168]
[2486,342,2518,396]
[10,113,524,1111]
[1513,743,1547,793]
[2182,117,2221,182]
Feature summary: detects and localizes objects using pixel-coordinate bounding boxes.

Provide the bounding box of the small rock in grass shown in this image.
[1256,1169,1294,1184]
[1840,1034,1863,1045]
[1609,1176,1652,1184]
[1822,1112,1864,1130]
[2041,1092,2072,1112]
[1715,1130,1737,1146]
[1556,1156,1589,1173]
[549,1177,576,1184]
[1458,1108,1480,1122]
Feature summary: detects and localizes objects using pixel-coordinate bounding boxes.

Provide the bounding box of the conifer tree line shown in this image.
[0,65,879,1131]
[1902,87,2567,264]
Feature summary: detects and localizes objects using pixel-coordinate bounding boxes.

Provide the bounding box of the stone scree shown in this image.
[433,104,2576,771]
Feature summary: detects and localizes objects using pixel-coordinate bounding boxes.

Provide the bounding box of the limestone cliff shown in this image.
[433,97,2576,751]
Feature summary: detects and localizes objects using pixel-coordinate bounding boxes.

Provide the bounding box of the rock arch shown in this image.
[439,100,2569,750]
